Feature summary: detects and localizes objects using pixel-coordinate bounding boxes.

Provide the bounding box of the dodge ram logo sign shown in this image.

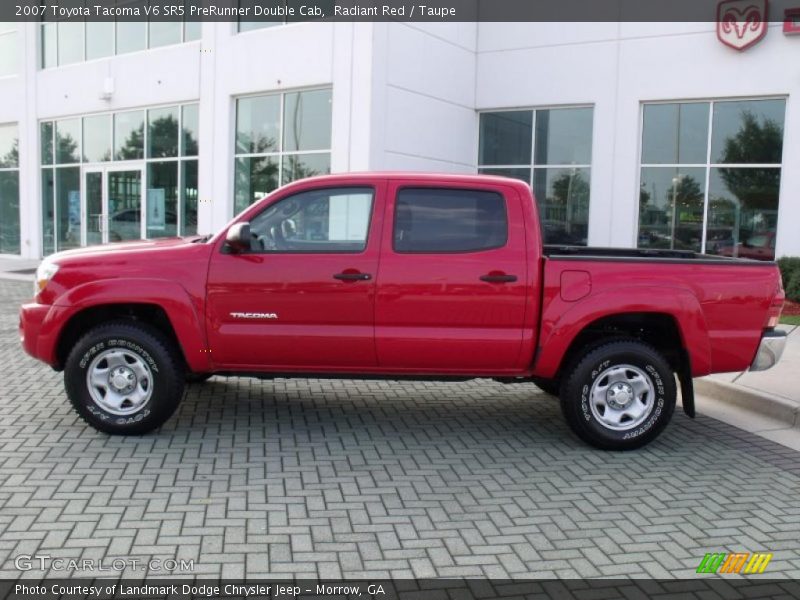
[717,0,769,50]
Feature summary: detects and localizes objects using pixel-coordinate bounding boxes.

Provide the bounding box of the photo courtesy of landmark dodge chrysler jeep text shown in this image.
[19,173,787,450]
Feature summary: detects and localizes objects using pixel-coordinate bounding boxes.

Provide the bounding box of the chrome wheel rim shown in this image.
[589,364,655,431]
[86,349,153,416]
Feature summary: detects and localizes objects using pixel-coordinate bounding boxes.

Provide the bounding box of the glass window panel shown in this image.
[238,21,281,32]
[149,22,181,48]
[57,21,84,65]
[236,95,280,154]
[181,104,199,156]
[394,188,507,253]
[107,170,142,242]
[637,167,705,252]
[147,162,178,238]
[55,166,81,251]
[249,187,374,253]
[711,99,785,165]
[281,153,331,185]
[641,103,709,165]
[41,122,54,165]
[114,110,144,160]
[116,21,146,54]
[181,160,198,236]
[533,168,591,246]
[478,167,531,184]
[147,106,179,158]
[41,169,55,255]
[534,108,593,166]
[479,111,532,166]
[0,32,18,77]
[234,156,279,214]
[283,89,332,152]
[86,22,114,60]
[0,171,20,254]
[41,23,57,69]
[184,20,201,42]
[706,167,780,260]
[0,123,18,168]
[55,119,81,164]
[82,114,111,162]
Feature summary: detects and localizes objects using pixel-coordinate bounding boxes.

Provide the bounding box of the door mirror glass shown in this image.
[226,222,251,252]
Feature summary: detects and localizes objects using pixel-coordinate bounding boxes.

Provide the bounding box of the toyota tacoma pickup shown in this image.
[19,173,787,449]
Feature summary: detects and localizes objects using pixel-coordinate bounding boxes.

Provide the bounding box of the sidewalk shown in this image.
[695,323,800,450]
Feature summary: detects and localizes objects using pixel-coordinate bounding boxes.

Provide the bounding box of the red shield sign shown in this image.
[717,0,769,51]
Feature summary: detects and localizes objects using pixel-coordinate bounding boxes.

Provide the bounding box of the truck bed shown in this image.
[543,245,776,265]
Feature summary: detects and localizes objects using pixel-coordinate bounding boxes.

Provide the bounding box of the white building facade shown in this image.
[0,20,797,260]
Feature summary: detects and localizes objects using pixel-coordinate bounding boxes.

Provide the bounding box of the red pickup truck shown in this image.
[20,173,787,450]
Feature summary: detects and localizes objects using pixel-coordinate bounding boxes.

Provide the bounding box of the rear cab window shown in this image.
[393,188,508,253]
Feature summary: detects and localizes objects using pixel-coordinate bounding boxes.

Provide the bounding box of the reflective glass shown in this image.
[0,171,20,254]
[181,104,199,156]
[184,21,201,41]
[114,111,144,160]
[147,162,178,238]
[534,108,593,165]
[0,124,18,168]
[479,111,532,166]
[706,167,780,260]
[711,99,785,164]
[234,156,279,214]
[283,89,332,151]
[41,122,54,165]
[55,166,81,251]
[57,21,84,65]
[181,160,198,236]
[149,22,181,48]
[637,167,705,252]
[41,23,57,68]
[147,106,179,158]
[107,170,142,242]
[281,153,331,185]
[533,168,591,246]
[641,103,709,165]
[86,22,114,60]
[478,167,531,184]
[55,119,81,164]
[0,31,18,77]
[116,21,146,54]
[41,169,55,255]
[236,95,280,154]
[82,114,111,162]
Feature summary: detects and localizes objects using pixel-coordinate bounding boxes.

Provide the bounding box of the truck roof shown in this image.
[283,171,532,190]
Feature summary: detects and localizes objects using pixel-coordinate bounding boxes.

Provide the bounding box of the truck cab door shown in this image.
[205,182,384,370]
[375,180,530,373]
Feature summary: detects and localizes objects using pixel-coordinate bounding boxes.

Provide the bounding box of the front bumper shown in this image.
[750,330,787,372]
[19,302,53,363]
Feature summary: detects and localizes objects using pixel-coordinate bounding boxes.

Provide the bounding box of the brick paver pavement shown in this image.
[1,279,799,579]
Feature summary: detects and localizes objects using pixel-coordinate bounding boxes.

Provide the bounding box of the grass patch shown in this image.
[780,315,800,326]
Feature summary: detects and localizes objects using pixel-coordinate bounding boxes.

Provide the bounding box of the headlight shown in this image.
[35,261,60,295]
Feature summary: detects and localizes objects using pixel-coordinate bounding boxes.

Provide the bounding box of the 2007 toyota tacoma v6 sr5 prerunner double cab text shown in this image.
[20,173,787,450]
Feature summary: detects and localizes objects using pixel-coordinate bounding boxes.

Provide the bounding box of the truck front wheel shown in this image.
[559,340,676,450]
[64,321,185,435]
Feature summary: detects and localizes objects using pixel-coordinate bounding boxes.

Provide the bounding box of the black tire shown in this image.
[64,320,185,435]
[531,376,560,397]
[185,372,212,384]
[559,340,676,450]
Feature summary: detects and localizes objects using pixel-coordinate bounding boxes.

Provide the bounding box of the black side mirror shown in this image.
[225,222,251,253]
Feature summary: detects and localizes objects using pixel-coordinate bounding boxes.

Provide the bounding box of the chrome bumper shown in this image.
[750,330,787,372]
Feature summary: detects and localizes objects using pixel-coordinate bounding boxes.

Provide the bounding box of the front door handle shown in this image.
[334,272,372,281]
[480,273,518,283]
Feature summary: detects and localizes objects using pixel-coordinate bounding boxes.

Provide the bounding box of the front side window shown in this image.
[638,99,785,259]
[247,187,373,253]
[479,107,593,246]
[394,188,507,253]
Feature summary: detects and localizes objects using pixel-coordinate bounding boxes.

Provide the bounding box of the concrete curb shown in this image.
[695,377,800,429]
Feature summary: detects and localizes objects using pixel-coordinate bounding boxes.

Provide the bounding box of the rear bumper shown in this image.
[19,302,56,365]
[750,330,787,372]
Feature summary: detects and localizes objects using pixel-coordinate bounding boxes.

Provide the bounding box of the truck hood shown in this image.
[48,237,203,263]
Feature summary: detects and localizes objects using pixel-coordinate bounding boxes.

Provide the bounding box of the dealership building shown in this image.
[0,19,797,260]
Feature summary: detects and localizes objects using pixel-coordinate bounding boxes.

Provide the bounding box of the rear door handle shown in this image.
[480,274,518,283]
[334,272,372,281]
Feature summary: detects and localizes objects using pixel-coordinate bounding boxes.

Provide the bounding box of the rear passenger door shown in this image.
[375,180,529,372]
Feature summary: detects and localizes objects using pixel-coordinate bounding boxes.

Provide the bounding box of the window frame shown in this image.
[391,186,509,255]
[635,96,787,254]
[237,185,376,255]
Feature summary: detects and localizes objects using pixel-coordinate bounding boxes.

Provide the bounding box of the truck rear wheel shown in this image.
[64,321,185,435]
[559,340,676,450]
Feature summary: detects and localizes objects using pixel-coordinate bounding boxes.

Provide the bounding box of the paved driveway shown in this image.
[1,279,799,579]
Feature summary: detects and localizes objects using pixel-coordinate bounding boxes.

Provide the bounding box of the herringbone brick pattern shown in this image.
[1,280,799,579]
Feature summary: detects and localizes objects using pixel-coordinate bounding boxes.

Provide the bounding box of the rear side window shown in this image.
[394,188,508,253]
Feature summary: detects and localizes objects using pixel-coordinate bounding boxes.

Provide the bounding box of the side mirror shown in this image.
[225,222,251,253]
